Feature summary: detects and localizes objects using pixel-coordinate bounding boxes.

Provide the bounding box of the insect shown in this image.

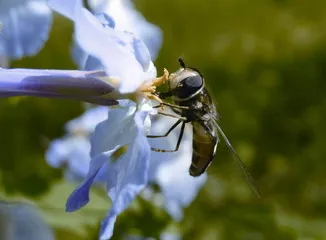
[147,58,260,197]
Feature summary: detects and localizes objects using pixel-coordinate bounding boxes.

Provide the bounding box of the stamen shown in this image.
[143,92,164,110]
[152,68,169,87]
[139,69,169,110]
[139,68,169,92]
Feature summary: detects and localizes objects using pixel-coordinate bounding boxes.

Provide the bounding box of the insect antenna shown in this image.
[178,57,186,68]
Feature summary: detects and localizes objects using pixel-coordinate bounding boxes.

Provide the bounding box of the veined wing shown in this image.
[210,115,260,198]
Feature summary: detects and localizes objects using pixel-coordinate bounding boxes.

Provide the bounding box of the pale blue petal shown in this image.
[0,201,54,240]
[73,0,162,70]
[84,55,104,71]
[100,110,151,240]
[65,163,101,211]
[90,100,137,158]
[0,0,52,59]
[95,13,115,29]
[0,68,117,105]
[72,40,102,70]
[72,0,162,71]
[66,138,90,176]
[133,39,151,72]
[148,115,207,221]
[87,0,110,13]
[65,149,116,212]
[46,136,91,178]
[90,0,163,60]
[66,101,143,212]
[65,106,108,133]
[46,138,75,168]
[71,38,90,70]
[47,0,75,19]
[116,0,162,60]
[71,13,114,70]
[49,0,156,93]
[46,106,109,181]
[0,68,112,95]
[137,25,162,61]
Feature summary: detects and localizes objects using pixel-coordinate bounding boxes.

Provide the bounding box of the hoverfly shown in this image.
[147,58,260,197]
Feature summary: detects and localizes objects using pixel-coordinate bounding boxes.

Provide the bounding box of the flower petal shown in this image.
[90,100,137,158]
[73,14,152,73]
[148,115,207,221]
[46,136,91,179]
[49,0,156,93]
[46,106,109,181]
[133,39,151,72]
[0,68,118,105]
[89,0,163,60]
[99,110,151,240]
[46,0,75,20]
[0,0,52,59]
[66,101,150,212]
[0,201,55,240]
[65,106,108,133]
[0,68,112,95]
[46,138,74,168]
[65,149,117,212]
[73,0,162,70]
[71,13,114,70]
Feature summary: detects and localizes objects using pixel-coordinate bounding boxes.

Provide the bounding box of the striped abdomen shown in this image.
[189,121,218,177]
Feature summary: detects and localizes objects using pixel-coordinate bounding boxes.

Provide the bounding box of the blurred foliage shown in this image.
[1,0,326,239]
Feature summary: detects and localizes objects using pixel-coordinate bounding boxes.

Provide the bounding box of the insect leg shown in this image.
[144,92,165,110]
[147,119,182,138]
[153,102,189,110]
[156,111,187,120]
[153,104,183,115]
[151,121,186,152]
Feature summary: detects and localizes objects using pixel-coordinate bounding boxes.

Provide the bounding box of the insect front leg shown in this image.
[153,101,189,111]
[155,111,187,120]
[144,92,165,110]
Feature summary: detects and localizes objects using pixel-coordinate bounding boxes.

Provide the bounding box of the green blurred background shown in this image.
[2,0,326,239]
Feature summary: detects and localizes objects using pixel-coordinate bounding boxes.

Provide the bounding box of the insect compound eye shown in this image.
[174,75,203,99]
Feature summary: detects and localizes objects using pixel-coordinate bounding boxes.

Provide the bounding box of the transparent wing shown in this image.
[210,115,260,198]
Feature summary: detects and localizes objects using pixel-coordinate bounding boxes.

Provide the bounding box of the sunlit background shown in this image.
[1,0,326,239]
